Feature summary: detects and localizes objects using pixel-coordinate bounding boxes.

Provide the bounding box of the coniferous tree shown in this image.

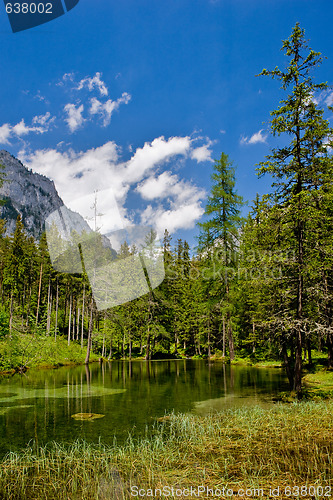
[256,23,333,394]
[198,153,243,359]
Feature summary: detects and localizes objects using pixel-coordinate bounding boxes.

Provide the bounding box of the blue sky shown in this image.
[0,0,332,250]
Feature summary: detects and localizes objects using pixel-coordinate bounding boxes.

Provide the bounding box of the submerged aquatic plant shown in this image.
[0,401,331,499]
[71,413,105,421]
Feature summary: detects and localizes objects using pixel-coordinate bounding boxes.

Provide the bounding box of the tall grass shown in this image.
[0,401,332,499]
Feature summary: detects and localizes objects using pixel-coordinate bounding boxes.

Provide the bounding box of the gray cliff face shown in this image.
[0,150,79,239]
[0,151,114,257]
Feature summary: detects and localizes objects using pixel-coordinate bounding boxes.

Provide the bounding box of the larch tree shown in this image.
[256,23,333,395]
[198,152,244,360]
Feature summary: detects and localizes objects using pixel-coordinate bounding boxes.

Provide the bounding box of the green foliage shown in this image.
[0,308,9,339]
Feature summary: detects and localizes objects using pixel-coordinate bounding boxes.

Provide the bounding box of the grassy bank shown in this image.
[0,401,332,499]
[303,370,333,399]
[0,334,99,374]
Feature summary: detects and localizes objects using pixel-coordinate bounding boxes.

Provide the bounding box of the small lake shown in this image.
[0,360,289,457]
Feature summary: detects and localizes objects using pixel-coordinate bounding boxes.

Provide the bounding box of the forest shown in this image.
[0,24,332,399]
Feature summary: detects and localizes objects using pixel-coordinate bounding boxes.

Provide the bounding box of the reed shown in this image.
[0,401,332,499]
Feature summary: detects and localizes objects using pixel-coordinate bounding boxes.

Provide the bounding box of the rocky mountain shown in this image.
[0,150,90,240]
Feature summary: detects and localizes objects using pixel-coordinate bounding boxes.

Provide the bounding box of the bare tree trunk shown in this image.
[222,315,226,358]
[46,278,51,335]
[72,306,75,341]
[21,284,26,328]
[129,337,132,360]
[227,318,235,360]
[282,339,294,390]
[108,333,113,360]
[197,338,202,356]
[55,277,59,340]
[145,324,151,360]
[294,208,304,397]
[85,299,94,364]
[81,285,85,349]
[294,326,303,395]
[9,290,13,338]
[67,292,72,346]
[26,286,32,328]
[35,262,43,326]
[207,315,211,357]
[102,333,105,358]
[145,292,152,360]
[327,332,333,370]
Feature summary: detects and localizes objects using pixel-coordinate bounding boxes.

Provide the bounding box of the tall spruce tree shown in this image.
[256,23,333,394]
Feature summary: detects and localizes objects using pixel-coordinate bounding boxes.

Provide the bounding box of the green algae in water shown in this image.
[71,413,105,421]
[0,405,33,415]
[0,385,126,403]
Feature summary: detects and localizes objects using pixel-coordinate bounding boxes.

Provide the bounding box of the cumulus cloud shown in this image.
[0,116,53,144]
[240,129,267,145]
[141,202,204,235]
[19,142,127,235]
[77,72,108,96]
[137,169,205,235]
[89,92,131,126]
[136,171,178,200]
[19,135,207,236]
[190,143,214,162]
[64,103,85,132]
[137,171,204,202]
[12,119,36,136]
[0,124,12,144]
[125,136,192,183]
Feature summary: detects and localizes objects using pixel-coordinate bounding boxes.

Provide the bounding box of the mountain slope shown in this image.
[0,150,96,242]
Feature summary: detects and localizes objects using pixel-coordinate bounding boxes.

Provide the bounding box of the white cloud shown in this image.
[77,72,108,96]
[137,171,205,236]
[137,171,205,203]
[125,136,192,183]
[64,103,85,132]
[190,143,214,162]
[310,90,333,107]
[89,92,131,126]
[34,91,47,102]
[0,116,53,144]
[19,135,207,237]
[12,119,35,136]
[240,129,267,145]
[32,112,56,131]
[4,73,131,141]
[56,73,75,87]
[12,118,51,137]
[136,171,178,200]
[19,141,123,205]
[141,202,204,236]
[0,124,12,144]
[325,91,333,107]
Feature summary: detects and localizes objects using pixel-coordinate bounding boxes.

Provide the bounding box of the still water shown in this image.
[0,360,289,457]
